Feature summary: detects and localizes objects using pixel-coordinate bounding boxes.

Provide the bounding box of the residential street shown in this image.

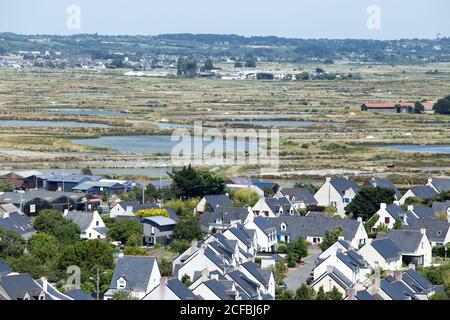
[285,247,321,290]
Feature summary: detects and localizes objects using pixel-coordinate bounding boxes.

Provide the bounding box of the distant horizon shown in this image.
[0,31,445,42]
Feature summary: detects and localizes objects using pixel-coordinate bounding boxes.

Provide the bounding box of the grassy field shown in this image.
[0,61,449,187]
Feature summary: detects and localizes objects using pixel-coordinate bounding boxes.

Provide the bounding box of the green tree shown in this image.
[230,188,259,207]
[276,288,294,300]
[326,286,343,300]
[169,165,226,199]
[433,95,450,115]
[107,219,143,246]
[272,260,288,285]
[244,57,256,68]
[6,254,49,279]
[28,233,59,265]
[315,286,327,300]
[123,246,148,256]
[320,226,343,252]
[414,101,425,114]
[295,283,315,300]
[33,210,80,246]
[173,215,204,242]
[81,167,93,175]
[181,274,192,287]
[58,240,114,278]
[0,182,14,192]
[293,182,319,194]
[169,240,191,254]
[393,219,403,230]
[0,227,26,259]
[203,59,214,70]
[345,187,396,220]
[177,57,198,76]
[159,258,172,277]
[286,238,308,263]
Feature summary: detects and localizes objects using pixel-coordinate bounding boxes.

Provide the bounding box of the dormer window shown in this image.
[281,223,287,231]
[117,277,126,289]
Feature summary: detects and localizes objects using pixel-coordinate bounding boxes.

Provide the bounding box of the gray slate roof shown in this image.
[203,279,233,300]
[381,276,418,300]
[109,256,157,292]
[429,179,450,193]
[409,206,436,219]
[329,178,360,195]
[377,230,424,254]
[64,289,94,300]
[199,207,250,228]
[366,178,402,198]
[278,188,318,205]
[404,219,450,243]
[432,201,450,215]
[204,195,233,211]
[385,204,406,221]
[402,269,433,295]
[409,186,438,199]
[264,215,362,242]
[64,211,95,232]
[166,278,200,300]
[0,274,43,300]
[0,213,35,237]
[370,238,402,262]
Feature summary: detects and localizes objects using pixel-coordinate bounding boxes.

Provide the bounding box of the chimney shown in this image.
[427,178,433,185]
[210,273,220,281]
[326,265,334,274]
[408,264,416,271]
[357,217,362,223]
[420,228,426,235]
[337,235,345,241]
[407,205,414,212]
[201,268,209,281]
[393,200,400,206]
[380,203,387,210]
[368,275,380,295]
[346,288,356,300]
[326,177,331,183]
[190,241,198,254]
[63,209,69,217]
[117,252,124,259]
[394,270,402,282]
[343,176,349,180]
[41,277,48,293]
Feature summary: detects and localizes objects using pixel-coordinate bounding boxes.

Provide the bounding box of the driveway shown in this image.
[284,247,321,290]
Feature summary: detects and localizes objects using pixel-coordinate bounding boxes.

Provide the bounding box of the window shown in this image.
[385,217,390,224]
[96,221,99,226]
[330,201,337,208]
[89,233,92,238]
[343,198,350,203]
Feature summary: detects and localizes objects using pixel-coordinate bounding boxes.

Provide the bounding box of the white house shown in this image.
[222,224,258,256]
[194,194,233,214]
[372,203,406,230]
[404,219,450,247]
[377,230,432,267]
[318,239,351,261]
[313,249,371,286]
[104,255,161,300]
[238,261,275,299]
[399,186,438,205]
[174,245,230,282]
[142,278,200,300]
[274,187,318,210]
[314,177,361,217]
[244,217,278,252]
[252,197,297,217]
[358,238,403,271]
[63,210,108,240]
[426,178,450,193]
[310,266,353,296]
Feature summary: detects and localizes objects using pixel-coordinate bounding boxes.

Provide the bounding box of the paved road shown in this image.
[284,248,321,290]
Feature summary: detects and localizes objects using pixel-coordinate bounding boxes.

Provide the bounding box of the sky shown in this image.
[1,0,449,39]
